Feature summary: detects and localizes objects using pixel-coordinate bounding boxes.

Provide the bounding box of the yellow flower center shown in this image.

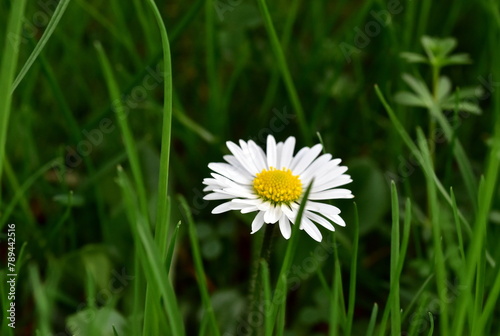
[253,167,302,204]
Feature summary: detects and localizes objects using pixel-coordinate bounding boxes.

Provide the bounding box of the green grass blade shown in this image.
[428,104,477,209]
[29,264,52,335]
[375,85,472,234]
[450,188,466,262]
[366,303,378,336]
[453,41,500,335]
[256,0,310,143]
[146,0,174,247]
[427,312,434,336]
[398,198,412,278]
[345,203,359,336]
[408,293,430,336]
[0,158,62,231]
[260,260,272,336]
[378,182,400,336]
[476,262,500,333]
[3,157,34,225]
[11,0,71,92]
[390,182,401,336]
[275,274,287,336]
[205,0,223,135]
[179,195,220,336]
[416,128,448,335]
[329,238,343,336]
[95,42,149,223]
[0,0,28,198]
[401,274,433,324]
[165,220,181,273]
[269,180,314,332]
[259,0,301,119]
[117,166,185,335]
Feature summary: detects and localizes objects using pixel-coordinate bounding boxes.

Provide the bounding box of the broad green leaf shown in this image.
[436,76,452,101]
[444,53,472,66]
[394,91,428,107]
[402,74,434,107]
[441,101,482,114]
[400,52,428,64]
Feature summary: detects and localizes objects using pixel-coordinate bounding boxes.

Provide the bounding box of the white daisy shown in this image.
[202,135,354,242]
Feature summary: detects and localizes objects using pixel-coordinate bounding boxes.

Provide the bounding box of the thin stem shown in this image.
[256,0,310,144]
[247,224,276,335]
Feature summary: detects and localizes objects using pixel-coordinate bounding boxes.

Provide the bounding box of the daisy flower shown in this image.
[202,135,354,242]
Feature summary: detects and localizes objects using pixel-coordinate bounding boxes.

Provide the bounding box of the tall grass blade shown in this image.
[416,128,448,335]
[345,203,359,336]
[29,264,52,335]
[261,260,272,336]
[117,167,185,335]
[11,0,71,92]
[146,0,175,248]
[179,195,220,335]
[366,303,378,336]
[0,0,27,198]
[269,180,314,331]
[256,0,310,143]
[95,43,149,222]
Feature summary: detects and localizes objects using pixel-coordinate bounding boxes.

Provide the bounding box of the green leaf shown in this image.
[443,53,472,66]
[436,76,452,101]
[179,195,221,336]
[53,193,85,207]
[401,73,434,107]
[11,0,72,92]
[394,91,428,108]
[441,101,482,114]
[66,307,127,336]
[400,51,428,64]
[0,0,28,197]
[421,35,457,60]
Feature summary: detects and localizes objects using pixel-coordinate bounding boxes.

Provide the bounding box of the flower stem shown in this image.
[246,223,276,334]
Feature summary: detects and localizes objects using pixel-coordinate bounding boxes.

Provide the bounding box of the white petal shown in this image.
[306,165,349,186]
[298,154,332,181]
[212,201,236,214]
[306,201,341,216]
[241,206,259,214]
[309,188,354,200]
[279,215,291,239]
[308,203,346,227]
[240,140,263,174]
[289,147,310,170]
[248,140,267,172]
[315,158,342,175]
[264,205,282,223]
[312,176,353,193]
[219,187,257,199]
[330,214,346,226]
[305,211,335,231]
[301,217,323,242]
[266,135,277,168]
[227,141,259,175]
[204,192,235,200]
[292,144,323,175]
[280,137,296,169]
[275,142,283,169]
[251,211,266,234]
[281,203,297,222]
[208,163,252,185]
[231,199,262,206]
[257,201,271,212]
